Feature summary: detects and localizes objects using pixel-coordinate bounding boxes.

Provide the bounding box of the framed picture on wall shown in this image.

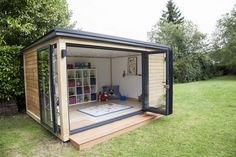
[127,56,137,75]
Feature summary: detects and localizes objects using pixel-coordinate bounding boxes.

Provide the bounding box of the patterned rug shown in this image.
[77,103,133,117]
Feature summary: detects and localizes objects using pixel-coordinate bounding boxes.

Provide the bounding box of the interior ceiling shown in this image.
[67,46,140,58]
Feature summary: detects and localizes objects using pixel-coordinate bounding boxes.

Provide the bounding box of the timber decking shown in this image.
[69,113,162,150]
[69,99,142,130]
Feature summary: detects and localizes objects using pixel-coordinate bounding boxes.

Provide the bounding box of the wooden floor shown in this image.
[70,113,163,150]
[69,99,142,130]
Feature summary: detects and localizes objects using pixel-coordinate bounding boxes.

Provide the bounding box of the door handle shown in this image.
[164,84,170,89]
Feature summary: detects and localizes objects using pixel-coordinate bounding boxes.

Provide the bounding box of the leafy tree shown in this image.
[0,0,74,46]
[0,0,74,111]
[161,0,184,24]
[148,21,212,82]
[173,53,213,82]
[0,46,23,100]
[148,1,212,82]
[148,21,206,59]
[211,5,236,73]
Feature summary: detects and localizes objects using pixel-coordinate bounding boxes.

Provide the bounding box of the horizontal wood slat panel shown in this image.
[25,75,37,79]
[148,53,166,106]
[25,51,40,118]
[149,58,164,60]
[149,78,164,81]
[26,88,39,94]
[27,95,39,104]
[25,75,37,81]
[25,53,36,57]
[26,77,38,82]
[25,72,37,76]
[25,55,37,60]
[25,65,37,70]
[27,106,40,117]
[27,100,40,111]
[27,98,39,105]
[27,98,39,106]
[25,51,36,58]
[25,60,37,66]
[25,56,37,61]
[25,68,37,72]
[26,85,38,90]
[149,88,164,92]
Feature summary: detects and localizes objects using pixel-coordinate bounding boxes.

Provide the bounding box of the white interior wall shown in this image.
[112,56,142,99]
[67,50,142,99]
[67,57,111,91]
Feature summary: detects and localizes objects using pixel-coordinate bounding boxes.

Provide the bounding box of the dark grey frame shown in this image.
[65,43,173,134]
[37,45,58,133]
[142,49,173,115]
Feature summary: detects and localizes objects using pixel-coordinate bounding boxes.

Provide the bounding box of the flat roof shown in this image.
[21,28,170,52]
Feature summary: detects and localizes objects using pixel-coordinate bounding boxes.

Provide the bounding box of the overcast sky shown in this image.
[67,0,235,41]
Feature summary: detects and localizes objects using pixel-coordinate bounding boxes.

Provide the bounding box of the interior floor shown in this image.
[69,98,142,130]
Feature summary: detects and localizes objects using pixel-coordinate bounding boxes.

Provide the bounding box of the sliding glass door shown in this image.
[37,45,58,132]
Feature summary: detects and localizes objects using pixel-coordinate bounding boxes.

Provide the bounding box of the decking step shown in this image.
[69,113,163,150]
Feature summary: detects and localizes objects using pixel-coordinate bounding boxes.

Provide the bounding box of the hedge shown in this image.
[0,45,24,111]
[173,53,214,83]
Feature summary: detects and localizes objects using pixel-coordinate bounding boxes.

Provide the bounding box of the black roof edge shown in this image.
[21,28,171,53]
[21,29,56,53]
[54,28,170,50]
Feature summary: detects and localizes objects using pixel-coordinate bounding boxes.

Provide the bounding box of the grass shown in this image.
[0,75,236,157]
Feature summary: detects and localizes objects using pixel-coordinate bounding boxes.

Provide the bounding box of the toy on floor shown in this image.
[108,89,114,96]
[98,91,109,102]
[120,96,126,101]
[102,85,121,99]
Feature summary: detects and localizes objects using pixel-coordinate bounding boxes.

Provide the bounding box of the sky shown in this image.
[67,0,235,41]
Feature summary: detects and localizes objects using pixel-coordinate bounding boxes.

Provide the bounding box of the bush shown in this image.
[213,65,236,76]
[0,45,25,111]
[173,53,213,83]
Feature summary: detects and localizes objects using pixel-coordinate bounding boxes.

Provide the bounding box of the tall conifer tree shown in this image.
[161,0,184,24]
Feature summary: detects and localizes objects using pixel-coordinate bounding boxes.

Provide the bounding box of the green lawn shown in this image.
[1,76,236,157]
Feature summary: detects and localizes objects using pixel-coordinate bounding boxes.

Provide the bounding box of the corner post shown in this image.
[57,39,69,141]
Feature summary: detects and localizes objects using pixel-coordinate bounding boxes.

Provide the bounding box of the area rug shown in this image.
[77,103,133,117]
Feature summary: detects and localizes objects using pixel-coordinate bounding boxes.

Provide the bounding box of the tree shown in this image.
[148,21,206,59]
[0,0,74,46]
[148,3,212,82]
[0,46,23,100]
[0,0,74,111]
[211,5,236,73]
[161,0,184,24]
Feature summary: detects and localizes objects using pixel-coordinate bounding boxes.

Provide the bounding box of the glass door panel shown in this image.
[148,53,166,110]
[37,45,58,132]
[142,50,173,115]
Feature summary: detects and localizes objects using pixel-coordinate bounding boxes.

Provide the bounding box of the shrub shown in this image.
[173,53,213,83]
[0,45,25,111]
[213,64,236,76]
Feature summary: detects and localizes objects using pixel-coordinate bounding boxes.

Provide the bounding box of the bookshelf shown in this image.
[67,69,97,106]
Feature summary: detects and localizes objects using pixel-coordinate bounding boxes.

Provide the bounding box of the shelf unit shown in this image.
[67,69,97,106]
